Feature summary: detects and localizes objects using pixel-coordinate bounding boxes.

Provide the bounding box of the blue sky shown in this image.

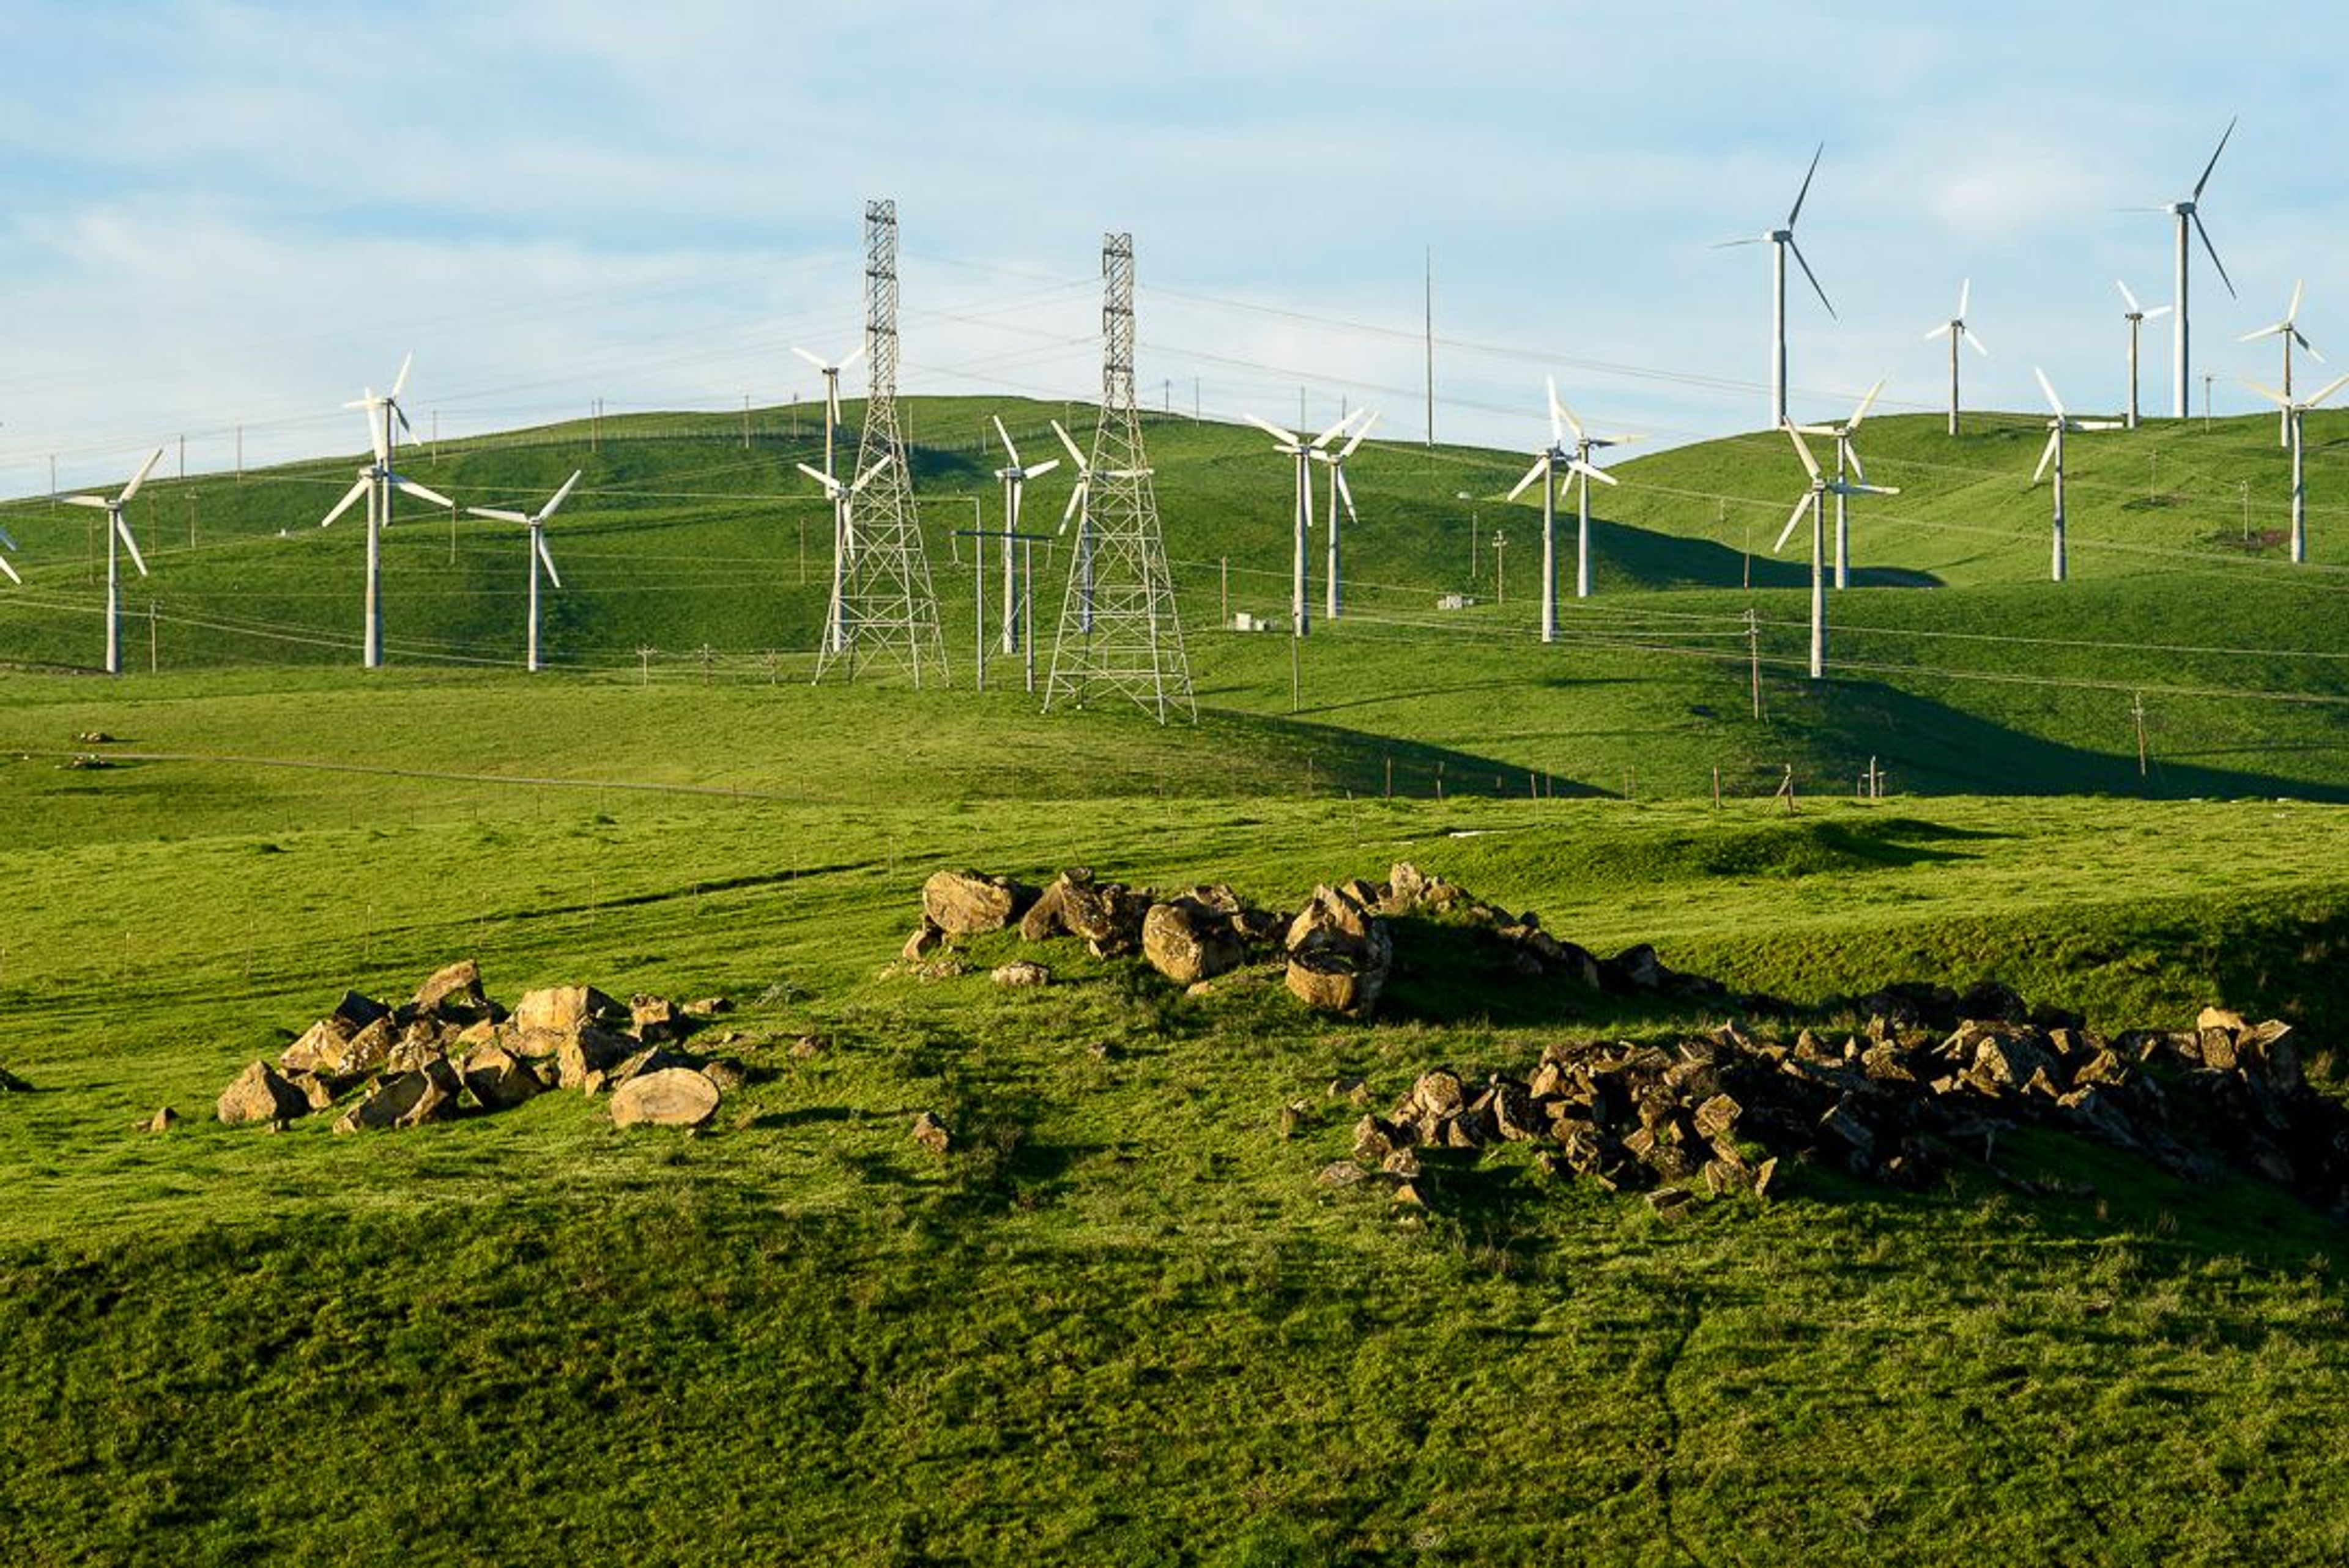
[0,1,2338,496]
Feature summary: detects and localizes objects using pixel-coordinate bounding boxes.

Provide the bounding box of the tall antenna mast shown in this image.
[814,199,948,687]
[1042,232,1195,723]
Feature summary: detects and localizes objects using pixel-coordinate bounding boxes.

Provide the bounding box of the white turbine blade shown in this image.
[839,341,866,372]
[1773,492,1815,554]
[0,523,17,549]
[1957,278,1970,318]
[2034,366,2065,418]
[2192,211,2236,299]
[2296,330,2324,364]
[2192,117,2236,202]
[62,495,112,509]
[1787,237,1835,318]
[850,454,893,492]
[392,401,413,440]
[2117,279,2143,314]
[1783,422,1822,481]
[1568,459,1617,487]
[115,515,149,578]
[1310,413,1356,449]
[1546,376,1567,445]
[537,533,563,590]
[343,391,374,412]
[1058,479,1086,533]
[1024,457,1059,482]
[1792,424,1839,437]
[538,469,584,521]
[1335,467,1357,523]
[795,461,841,494]
[1506,454,1549,502]
[467,506,530,523]
[1850,377,1885,427]
[1846,445,1869,484]
[1964,326,1989,357]
[2306,372,2349,410]
[1050,418,1088,469]
[0,552,18,584]
[1338,410,1379,457]
[2146,305,2173,320]
[1710,235,1765,249]
[791,346,830,371]
[2240,322,2286,343]
[992,414,1020,467]
[1244,413,1301,446]
[367,415,388,466]
[2032,428,2061,484]
[395,478,455,510]
[1786,142,1824,228]
[320,478,369,528]
[390,351,413,401]
[1923,321,1953,341]
[2077,421,2128,432]
[118,446,166,505]
[2287,279,2305,324]
[2241,377,2290,409]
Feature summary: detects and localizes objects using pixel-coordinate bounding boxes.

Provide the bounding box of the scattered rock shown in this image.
[902,920,943,961]
[629,994,684,1043]
[513,985,619,1040]
[557,1026,636,1093]
[921,869,1034,935]
[332,1059,461,1133]
[911,1110,952,1155]
[143,1106,178,1134]
[1142,898,1247,986]
[461,1045,547,1111]
[0,1065,31,1093]
[414,958,489,1021]
[610,1067,721,1129]
[991,960,1053,988]
[217,1060,310,1126]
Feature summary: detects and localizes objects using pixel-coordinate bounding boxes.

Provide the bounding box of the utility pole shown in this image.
[1747,606,1763,720]
[1424,244,1435,449]
[1493,530,1507,606]
[743,394,752,450]
[2132,691,2149,777]
[1220,557,1229,626]
[177,434,185,480]
[148,601,158,675]
[2203,374,2214,427]
[637,645,654,685]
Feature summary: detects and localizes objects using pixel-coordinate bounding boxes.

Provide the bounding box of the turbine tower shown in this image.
[2138,117,2238,420]
[814,199,949,687]
[1716,144,1834,431]
[1042,231,1194,723]
[990,415,1058,654]
[2030,368,2123,583]
[319,353,454,668]
[1507,378,1627,638]
[1792,378,1887,590]
[1775,423,1898,681]
[1312,411,1375,621]
[62,447,162,675]
[798,454,894,654]
[467,471,581,671]
[1245,410,1357,637]
[1922,281,1987,435]
[2241,281,2323,448]
[2115,281,2172,430]
[2246,371,2349,564]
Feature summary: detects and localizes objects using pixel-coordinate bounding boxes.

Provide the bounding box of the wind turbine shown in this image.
[797,454,894,655]
[319,354,455,668]
[1716,144,1835,431]
[2241,281,2323,448]
[2115,281,2172,430]
[467,471,581,672]
[1245,410,1357,636]
[1774,423,1898,680]
[2029,369,2124,584]
[792,341,865,482]
[2244,372,2349,564]
[1507,379,1633,637]
[2136,117,2238,420]
[1310,410,1376,621]
[1792,379,1887,590]
[61,447,162,675]
[1922,281,1987,435]
[989,416,1059,656]
[1049,418,1152,635]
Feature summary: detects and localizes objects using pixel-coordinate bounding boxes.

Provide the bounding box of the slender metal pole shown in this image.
[105,510,121,675]
[527,523,541,672]
[1022,538,1036,693]
[1771,240,1788,431]
[1575,451,1593,601]
[1808,496,1825,679]
[1539,460,1556,642]
[2052,426,2068,583]
[1324,457,1341,623]
[1292,449,1310,637]
[2291,410,2307,563]
[2172,211,2191,420]
[1000,474,1017,654]
[1833,439,1850,591]
[2126,318,2140,430]
[2282,334,2296,448]
[1948,330,1961,437]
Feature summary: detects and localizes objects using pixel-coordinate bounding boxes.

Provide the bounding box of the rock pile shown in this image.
[899,861,1743,1021]
[0,1065,32,1093]
[214,960,739,1133]
[1337,1003,2349,1218]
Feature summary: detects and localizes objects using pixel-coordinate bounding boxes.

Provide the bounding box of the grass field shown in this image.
[3,401,2348,1562]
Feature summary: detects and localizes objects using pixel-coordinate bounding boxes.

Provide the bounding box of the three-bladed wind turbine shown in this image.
[989,416,1059,654]
[319,354,455,668]
[792,341,865,483]
[1923,281,1987,435]
[1775,423,1898,680]
[2029,369,2124,584]
[1245,410,1356,637]
[2244,371,2349,564]
[1049,417,1153,635]
[62,447,162,675]
[2115,281,2173,430]
[1716,144,1834,430]
[1310,411,1376,621]
[2241,281,2323,448]
[1792,379,1887,590]
[2137,118,2238,420]
[798,454,893,654]
[1506,378,1635,637]
[467,471,581,672]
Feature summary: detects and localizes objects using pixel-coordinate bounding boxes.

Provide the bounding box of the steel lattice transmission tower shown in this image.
[814,199,949,687]
[1043,234,1194,724]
